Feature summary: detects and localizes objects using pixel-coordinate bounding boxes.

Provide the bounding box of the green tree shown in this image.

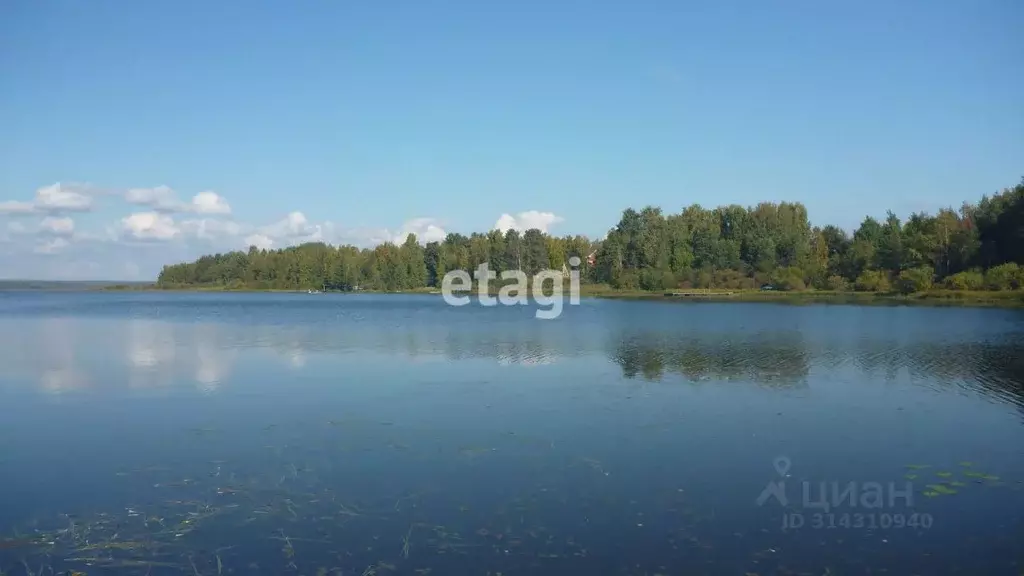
[943,270,984,291]
[400,234,427,288]
[424,241,444,287]
[522,229,549,275]
[984,263,1023,290]
[855,270,891,292]
[487,230,507,273]
[156,177,1024,296]
[896,266,934,294]
[503,229,523,272]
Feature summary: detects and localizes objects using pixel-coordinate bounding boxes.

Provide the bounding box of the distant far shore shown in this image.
[77,282,1024,309]
[0,280,153,291]
[2,280,1021,308]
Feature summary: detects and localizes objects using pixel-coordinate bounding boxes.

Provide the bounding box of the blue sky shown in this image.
[1,0,1021,280]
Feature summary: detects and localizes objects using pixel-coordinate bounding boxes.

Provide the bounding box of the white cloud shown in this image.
[191,191,231,215]
[180,218,243,240]
[5,216,82,253]
[5,178,570,280]
[264,211,316,238]
[126,186,178,211]
[0,200,35,214]
[40,216,75,236]
[326,217,447,248]
[125,186,232,215]
[334,226,393,247]
[493,210,564,233]
[122,212,180,241]
[255,211,329,246]
[77,226,120,243]
[244,233,274,250]
[34,183,93,211]
[237,211,343,250]
[391,218,447,244]
[35,237,69,254]
[171,212,448,252]
[0,183,94,214]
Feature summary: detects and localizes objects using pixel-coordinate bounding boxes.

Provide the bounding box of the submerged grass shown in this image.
[2,424,1018,576]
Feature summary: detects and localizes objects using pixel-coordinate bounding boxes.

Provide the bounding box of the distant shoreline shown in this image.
[2,281,1020,308]
[84,283,1024,308]
[0,280,152,291]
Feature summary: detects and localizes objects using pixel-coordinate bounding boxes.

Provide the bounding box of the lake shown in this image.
[0,292,1022,575]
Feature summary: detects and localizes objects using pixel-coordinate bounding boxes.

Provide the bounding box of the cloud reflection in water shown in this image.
[0,297,1020,412]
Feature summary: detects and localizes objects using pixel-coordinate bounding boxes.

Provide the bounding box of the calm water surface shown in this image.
[1,292,1023,575]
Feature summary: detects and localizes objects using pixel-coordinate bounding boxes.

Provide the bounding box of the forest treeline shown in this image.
[157,178,1024,294]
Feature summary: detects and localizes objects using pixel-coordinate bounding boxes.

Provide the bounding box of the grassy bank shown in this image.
[589,286,1024,308]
